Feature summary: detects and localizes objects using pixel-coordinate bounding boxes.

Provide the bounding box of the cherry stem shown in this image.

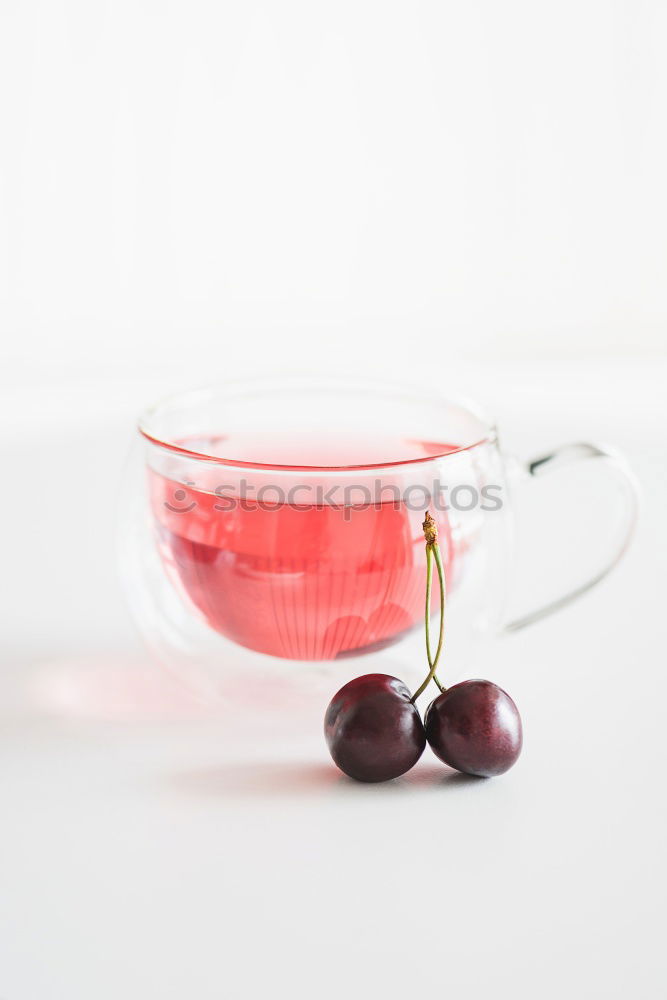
[411,539,446,703]
[432,542,446,676]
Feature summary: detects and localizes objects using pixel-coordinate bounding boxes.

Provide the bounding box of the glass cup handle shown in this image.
[502,442,640,633]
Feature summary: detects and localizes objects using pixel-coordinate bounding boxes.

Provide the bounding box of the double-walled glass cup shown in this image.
[118,378,637,702]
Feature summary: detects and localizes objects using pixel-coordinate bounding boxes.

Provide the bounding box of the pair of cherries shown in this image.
[324,514,522,782]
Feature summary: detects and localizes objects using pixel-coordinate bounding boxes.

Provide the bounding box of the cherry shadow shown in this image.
[169,759,484,800]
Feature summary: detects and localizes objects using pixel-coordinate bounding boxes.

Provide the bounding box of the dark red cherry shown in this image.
[425,679,522,777]
[324,674,426,782]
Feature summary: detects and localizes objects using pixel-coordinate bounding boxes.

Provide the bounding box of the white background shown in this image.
[1,3,666,998]
[1,0,666,385]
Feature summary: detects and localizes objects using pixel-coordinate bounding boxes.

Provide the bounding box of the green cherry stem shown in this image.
[410,543,445,701]
[410,513,447,703]
[424,544,435,674]
[431,541,446,675]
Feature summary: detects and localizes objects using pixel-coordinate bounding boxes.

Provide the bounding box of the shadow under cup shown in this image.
[139,381,508,663]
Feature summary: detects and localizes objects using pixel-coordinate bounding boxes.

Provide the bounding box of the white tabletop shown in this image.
[1,362,665,999]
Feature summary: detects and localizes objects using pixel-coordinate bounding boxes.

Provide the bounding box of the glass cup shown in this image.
[118,378,638,702]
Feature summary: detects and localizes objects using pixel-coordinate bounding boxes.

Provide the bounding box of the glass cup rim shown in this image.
[138,376,498,472]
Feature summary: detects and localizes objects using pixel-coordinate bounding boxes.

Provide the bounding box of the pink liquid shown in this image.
[149,431,461,660]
